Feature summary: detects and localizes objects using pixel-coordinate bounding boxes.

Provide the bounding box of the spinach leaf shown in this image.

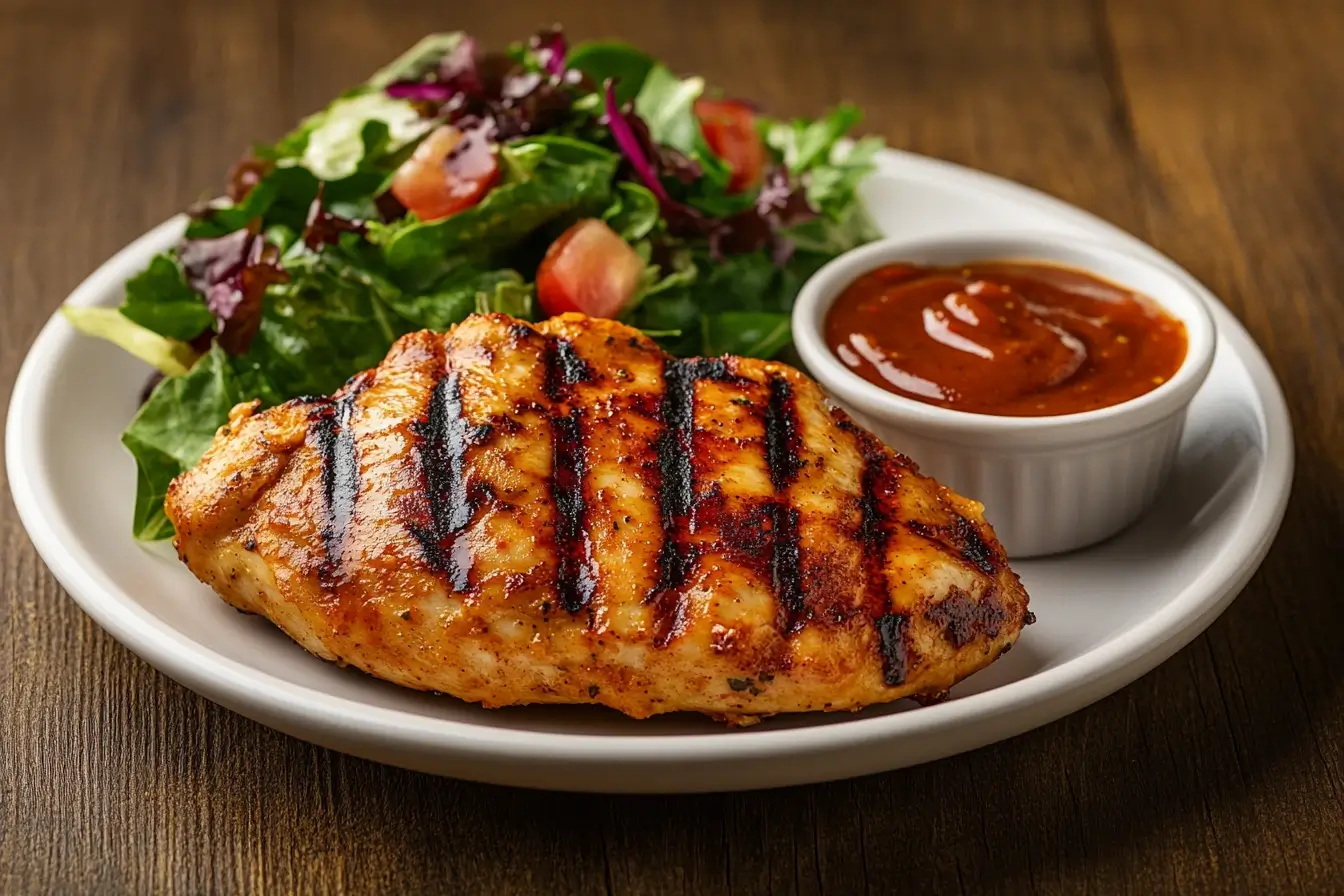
[499,141,548,182]
[185,164,323,239]
[701,311,792,358]
[391,267,530,328]
[623,242,697,315]
[627,246,783,356]
[121,344,260,540]
[627,289,703,356]
[566,41,656,104]
[690,250,782,312]
[475,277,535,318]
[118,253,214,340]
[244,248,408,399]
[602,182,661,241]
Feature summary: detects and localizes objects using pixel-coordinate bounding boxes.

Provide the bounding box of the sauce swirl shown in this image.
[824,260,1188,417]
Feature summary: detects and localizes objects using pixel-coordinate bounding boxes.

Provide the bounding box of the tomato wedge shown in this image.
[536,219,645,320]
[390,124,499,222]
[694,98,766,194]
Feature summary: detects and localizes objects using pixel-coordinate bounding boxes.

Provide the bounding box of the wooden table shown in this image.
[3,0,1341,892]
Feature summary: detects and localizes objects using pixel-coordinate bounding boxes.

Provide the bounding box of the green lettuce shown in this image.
[118,254,214,340]
[566,40,655,105]
[121,344,259,540]
[62,307,200,378]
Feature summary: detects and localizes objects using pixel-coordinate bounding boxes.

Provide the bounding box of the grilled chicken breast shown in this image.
[166,312,1032,725]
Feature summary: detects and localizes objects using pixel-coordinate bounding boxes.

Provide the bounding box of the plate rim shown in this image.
[4,148,1295,774]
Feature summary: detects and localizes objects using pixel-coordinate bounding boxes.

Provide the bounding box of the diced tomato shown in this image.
[536,219,645,320]
[390,124,499,222]
[694,98,766,194]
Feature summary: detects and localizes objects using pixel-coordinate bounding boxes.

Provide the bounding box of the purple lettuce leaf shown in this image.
[384,81,457,103]
[179,228,252,294]
[383,29,577,141]
[602,80,670,202]
[384,37,482,105]
[602,79,817,265]
[302,184,368,251]
[176,221,289,356]
[706,167,817,263]
[529,26,568,77]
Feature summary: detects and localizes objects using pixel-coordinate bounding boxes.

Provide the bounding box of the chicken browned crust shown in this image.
[166,312,1032,725]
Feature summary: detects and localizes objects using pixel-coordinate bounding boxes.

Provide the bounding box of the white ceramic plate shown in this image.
[5,149,1293,793]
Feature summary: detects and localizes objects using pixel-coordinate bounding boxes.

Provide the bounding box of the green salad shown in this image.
[64,26,885,541]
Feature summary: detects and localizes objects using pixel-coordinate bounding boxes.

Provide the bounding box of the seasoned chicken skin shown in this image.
[166,313,1032,725]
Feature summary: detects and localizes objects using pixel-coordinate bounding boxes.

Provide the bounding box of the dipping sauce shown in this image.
[824,260,1189,417]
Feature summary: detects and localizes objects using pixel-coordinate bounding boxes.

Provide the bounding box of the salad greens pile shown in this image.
[64,26,885,541]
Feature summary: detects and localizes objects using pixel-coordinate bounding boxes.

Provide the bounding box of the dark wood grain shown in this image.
[3,0,1342,892]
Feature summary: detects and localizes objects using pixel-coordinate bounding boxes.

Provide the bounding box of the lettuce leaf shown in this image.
[566,40,655,105]
[602,182,662,241]
[701,311,792,358]
[262,33,463,168]
[367,32,465,89]
[118,253,214,340]
[62,307,201,377]
[122,344,259,540]
[475,277,535,318]
[765,103,863,172]
[298,93,435,182]
[633,65,731,194]
[763,106,881,218]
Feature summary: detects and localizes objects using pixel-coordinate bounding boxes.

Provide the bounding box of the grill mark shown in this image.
[950,514,998,575]
[764,377,803,491]
[411,368,484,591]
[764,376,806,631]
[541,337,598,615]
[550,405,596,613]
[925,585,1006,647]
[770,503,804,629]
[855,434,909,686]
[543,337,593,401]
[857,449,890,614]
[313,374,372,588]
[907,515,999,576]
[649,357,734,646]
[874,613,911,687]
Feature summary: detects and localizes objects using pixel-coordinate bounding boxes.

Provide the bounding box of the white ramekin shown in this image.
[791,231,1217,559]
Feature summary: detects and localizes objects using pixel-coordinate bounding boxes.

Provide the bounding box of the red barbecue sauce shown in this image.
[824,261,1188,417]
